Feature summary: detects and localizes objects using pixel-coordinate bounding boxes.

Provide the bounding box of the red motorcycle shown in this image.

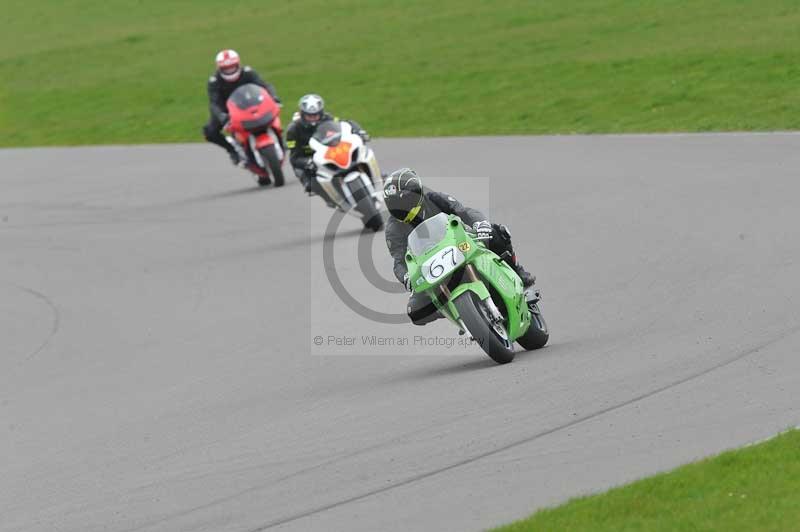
[224,84,285,187]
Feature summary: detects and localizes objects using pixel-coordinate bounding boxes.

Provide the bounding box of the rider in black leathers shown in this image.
[383,168,536,325]
[285,93,368,198]
[202,49,281,164]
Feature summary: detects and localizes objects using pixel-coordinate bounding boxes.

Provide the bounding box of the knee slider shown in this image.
[408,300,439,325]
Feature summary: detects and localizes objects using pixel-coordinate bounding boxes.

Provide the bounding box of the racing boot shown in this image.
[513,261,536,288]
[228,150,243,167]
[299,174,313,193]
[499,249,536,288]
[494,225,535,288]
[306,177,337,209]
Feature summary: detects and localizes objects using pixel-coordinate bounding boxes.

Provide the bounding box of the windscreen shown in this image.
[312,120,342,146]
[228,84,265,110]
[407,212,449,256]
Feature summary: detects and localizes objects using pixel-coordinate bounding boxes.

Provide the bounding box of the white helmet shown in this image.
[215,49,242,82]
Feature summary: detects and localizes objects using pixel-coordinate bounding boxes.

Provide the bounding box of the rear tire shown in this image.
[516,302,549,350]
[347,176,384,231]
[259,145,285,187]
[453,291,515,364]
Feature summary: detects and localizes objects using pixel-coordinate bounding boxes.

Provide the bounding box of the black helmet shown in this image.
[384,168,425,225]
[298,94,324,126]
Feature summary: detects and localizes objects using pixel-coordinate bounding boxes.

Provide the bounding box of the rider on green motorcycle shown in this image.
[383,168,536,325]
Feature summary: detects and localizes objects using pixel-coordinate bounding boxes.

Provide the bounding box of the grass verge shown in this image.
[494,428,800,532]
[2,1,800,146]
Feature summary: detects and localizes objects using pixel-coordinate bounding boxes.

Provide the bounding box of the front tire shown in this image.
[453,291,515,364]
[516,302,549,350]
[347,176,383,231]
[259,145,285,187]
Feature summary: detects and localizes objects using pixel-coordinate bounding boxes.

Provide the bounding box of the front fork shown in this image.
[463,264,506,326]
[436,282,469,336]
[225,134,248,162]
[248,130,284,168]
[439,264,503,336]
[317,170,381,213]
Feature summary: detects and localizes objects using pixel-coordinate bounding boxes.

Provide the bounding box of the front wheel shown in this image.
[453,291,515,364]
[258,145,285,187]
[346,176,383,231]
[516,302,549,350]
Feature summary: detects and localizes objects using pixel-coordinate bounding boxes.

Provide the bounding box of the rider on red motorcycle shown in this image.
[225,84,285,187]
[202,49,282,165]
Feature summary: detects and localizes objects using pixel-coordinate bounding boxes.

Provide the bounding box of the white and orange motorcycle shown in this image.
[306,120,385,231]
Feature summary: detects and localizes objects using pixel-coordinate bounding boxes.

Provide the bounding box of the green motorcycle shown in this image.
[405,213,548,364]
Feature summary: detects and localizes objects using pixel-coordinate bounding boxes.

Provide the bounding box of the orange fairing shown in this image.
[325,141,353,168]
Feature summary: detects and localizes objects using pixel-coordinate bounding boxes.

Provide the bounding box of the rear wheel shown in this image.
[347,176,384,231]
[453,291,515,364]
[259,145,285,187]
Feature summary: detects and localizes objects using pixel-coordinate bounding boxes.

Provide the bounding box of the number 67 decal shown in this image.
[422,246,465,283]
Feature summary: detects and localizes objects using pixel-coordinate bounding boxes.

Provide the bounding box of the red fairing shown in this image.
[254,119,283,149]
[254,133,274,149]
[226,86,282,144]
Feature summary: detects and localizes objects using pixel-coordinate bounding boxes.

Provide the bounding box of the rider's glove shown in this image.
[403,272,413,292]
[472,220,494,241]
[358,129,370,142]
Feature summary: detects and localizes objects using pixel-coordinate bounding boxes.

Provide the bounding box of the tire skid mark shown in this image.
[7,282,61,360]
[249,324,800,531]
[117,410,482,532]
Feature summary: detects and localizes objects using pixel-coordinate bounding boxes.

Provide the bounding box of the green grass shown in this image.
[494,429,800,532]
[3,0,800,146]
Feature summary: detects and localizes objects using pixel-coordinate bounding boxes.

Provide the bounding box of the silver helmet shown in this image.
[298,94,325,126]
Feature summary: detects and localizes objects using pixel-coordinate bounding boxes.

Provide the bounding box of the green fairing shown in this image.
[405,214,531,341]
[469,252,531,341]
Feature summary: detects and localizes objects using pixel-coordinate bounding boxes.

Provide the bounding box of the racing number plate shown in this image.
[422,246,465,283]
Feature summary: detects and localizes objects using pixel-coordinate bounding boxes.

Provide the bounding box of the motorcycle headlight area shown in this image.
[421,246,466,284]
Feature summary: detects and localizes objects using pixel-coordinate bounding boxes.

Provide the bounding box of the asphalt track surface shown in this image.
[2,133,799,532]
